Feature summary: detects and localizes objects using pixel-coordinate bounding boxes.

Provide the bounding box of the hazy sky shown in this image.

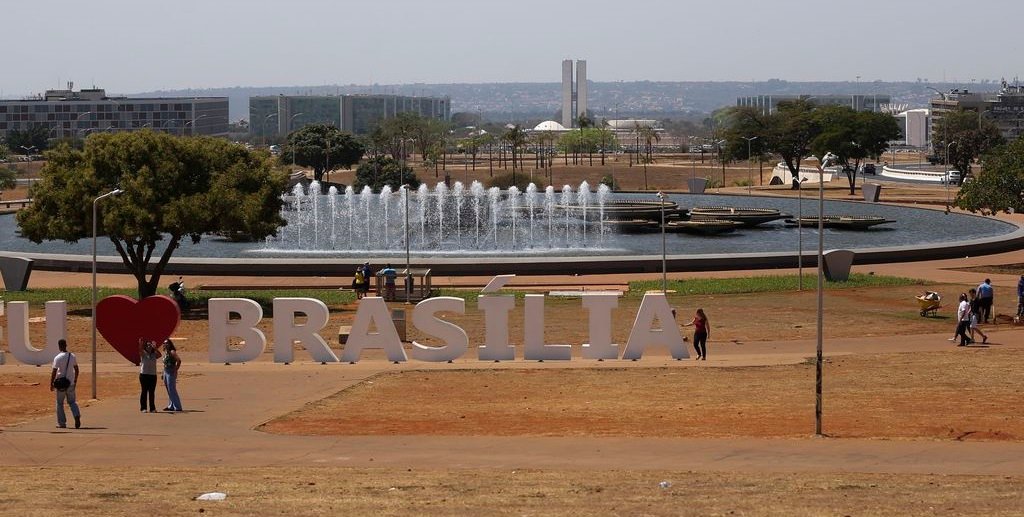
[3,0,1019,97]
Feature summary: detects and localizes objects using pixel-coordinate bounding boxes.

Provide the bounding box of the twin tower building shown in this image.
[561,59,588,129]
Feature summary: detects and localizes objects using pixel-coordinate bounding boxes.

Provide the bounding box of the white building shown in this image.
[561,59,587,128]
[894,109,931,148]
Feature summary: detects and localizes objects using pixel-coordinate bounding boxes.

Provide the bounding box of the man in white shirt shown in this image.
[955,293,972,347]
[50,339,81,429]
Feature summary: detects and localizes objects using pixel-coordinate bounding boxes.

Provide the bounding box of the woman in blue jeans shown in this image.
[162,339,183,411]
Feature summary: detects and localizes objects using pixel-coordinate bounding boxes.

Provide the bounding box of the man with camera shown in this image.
[50,339,81,429]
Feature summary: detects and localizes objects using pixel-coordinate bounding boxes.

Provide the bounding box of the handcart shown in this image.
[916,291,942,317]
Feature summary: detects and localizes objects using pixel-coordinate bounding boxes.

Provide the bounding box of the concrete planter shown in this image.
[687,178,708,194]
[862,183,882,203]
[822,250,855,282]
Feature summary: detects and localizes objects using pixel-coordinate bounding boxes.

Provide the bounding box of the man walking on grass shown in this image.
[50,339,81,429]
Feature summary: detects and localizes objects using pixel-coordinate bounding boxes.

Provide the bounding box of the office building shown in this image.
[929,80,1024,141]
[736,94,892,115]
[894,109,931,148]
[0,85,229,141]
[250,94,451,138]
[561,59,588,128]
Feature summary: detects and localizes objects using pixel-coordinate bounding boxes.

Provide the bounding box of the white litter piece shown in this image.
[658,481,672,489]
[196,492,227,501]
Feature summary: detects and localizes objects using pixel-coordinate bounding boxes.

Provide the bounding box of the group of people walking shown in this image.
[952,279,996,347]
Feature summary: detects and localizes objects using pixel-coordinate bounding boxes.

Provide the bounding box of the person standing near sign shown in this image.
[50,339,81,429]
[380,264,398,301]
[162,339,183,412]
[138,339,162,413]
[682,308,710,360]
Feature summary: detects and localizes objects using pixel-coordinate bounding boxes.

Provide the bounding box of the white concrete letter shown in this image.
[7,301,65,365]
[273,298,337,363]
[581,294,619,360]
[409,297,468,362]
[621,293,688,360]
[523,294,571,361]
[340,297,406,363]
[477,295,516,361]
[208,298,267,363]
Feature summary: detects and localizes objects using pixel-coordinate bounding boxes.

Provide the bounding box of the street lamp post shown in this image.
[262,113,278,147]
[797,173,804,291]
[287,113,305,165]
[945,141,957,212]
[74,111,93,143]
[814,154,832,436]
[403,184,412,304]
[19,145,37,160]
[743,136,759,194]
[185,114,210,136]
[657,191,668,293]
[91,188,123,400]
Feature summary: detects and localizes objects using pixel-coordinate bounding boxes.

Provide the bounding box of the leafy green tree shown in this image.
[0,166,15,194]
[282,124,364,183]
[0,142,9,162]
[5,125,50,152]
[933,109,1004,178]
[353,156,420,193]
[956,138,1024,215]
[810,107,901,195]
[17,132,288,298]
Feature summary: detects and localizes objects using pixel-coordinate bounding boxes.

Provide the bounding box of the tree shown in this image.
[502,124,528,174]
[0,166,14,195]
[282,124,364,184]
[353,156,420,193]
[17,131,288,298]
[634,125,661,190]
[5,125,50,152]
[810,107,901,195]
[0,142,9,162]
[956,138,1024,215]
[933,109,1004,179]
[763,100,821,190]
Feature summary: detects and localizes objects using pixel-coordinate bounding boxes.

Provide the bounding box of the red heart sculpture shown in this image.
[96,295,181,365]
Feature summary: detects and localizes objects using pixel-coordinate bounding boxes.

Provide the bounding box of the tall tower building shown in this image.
[561,59,588,128]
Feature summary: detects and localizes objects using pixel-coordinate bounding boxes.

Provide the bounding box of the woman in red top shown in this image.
[683,308,710,360]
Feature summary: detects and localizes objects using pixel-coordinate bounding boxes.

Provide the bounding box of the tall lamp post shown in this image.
[74,111,93,144]
[91,188,124,399]
[184,114,210,136]
[813,153,835,436]
[742,136,759,194]
[19,145,38,160]
[945,141,957,212]
[287,112,305,165]
[262,113,278,147]
[657,191,668,293]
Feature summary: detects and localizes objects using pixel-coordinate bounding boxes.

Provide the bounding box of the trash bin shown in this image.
[862,183,881,203]
[391,308,407,342]
[687,177,708,194]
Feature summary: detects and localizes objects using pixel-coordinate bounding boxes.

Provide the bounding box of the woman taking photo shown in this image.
[138,339,161,412]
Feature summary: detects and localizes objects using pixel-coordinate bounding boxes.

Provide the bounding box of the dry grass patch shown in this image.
[0,467,1021,516]
[263,349,1024,441]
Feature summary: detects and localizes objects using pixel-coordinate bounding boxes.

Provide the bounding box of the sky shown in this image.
[3,0,1020,97]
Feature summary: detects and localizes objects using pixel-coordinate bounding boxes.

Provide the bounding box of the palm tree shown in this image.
[635,124,661,190]
[502,124,529,183]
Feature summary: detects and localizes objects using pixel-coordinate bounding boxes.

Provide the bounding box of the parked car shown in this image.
[940,170,962,185]
[861,163,876,175]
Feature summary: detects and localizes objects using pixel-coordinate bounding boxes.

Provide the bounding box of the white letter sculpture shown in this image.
[273,298,337,363]
[409,297,468,362]
[621,293,688,360]
[477,295,516,361]
[523,294,571,361]
[208,298,267,363]
[7,301,65,365]
[581,293,620,360]
[340,296,406,363]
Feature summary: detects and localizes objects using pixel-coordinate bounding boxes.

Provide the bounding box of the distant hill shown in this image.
[133,80,997,123]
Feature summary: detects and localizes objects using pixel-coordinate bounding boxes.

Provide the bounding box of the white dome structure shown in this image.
[532,120,568,132]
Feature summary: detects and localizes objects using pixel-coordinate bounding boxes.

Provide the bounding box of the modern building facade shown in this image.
[736,94,892,115]
[0,86,229,141]
[929,80,1024,141]
[249,94,451,139]
[561,59,588,128]
[894,109,931,148]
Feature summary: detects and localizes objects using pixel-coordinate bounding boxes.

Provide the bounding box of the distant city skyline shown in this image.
[2,0,1020,98]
